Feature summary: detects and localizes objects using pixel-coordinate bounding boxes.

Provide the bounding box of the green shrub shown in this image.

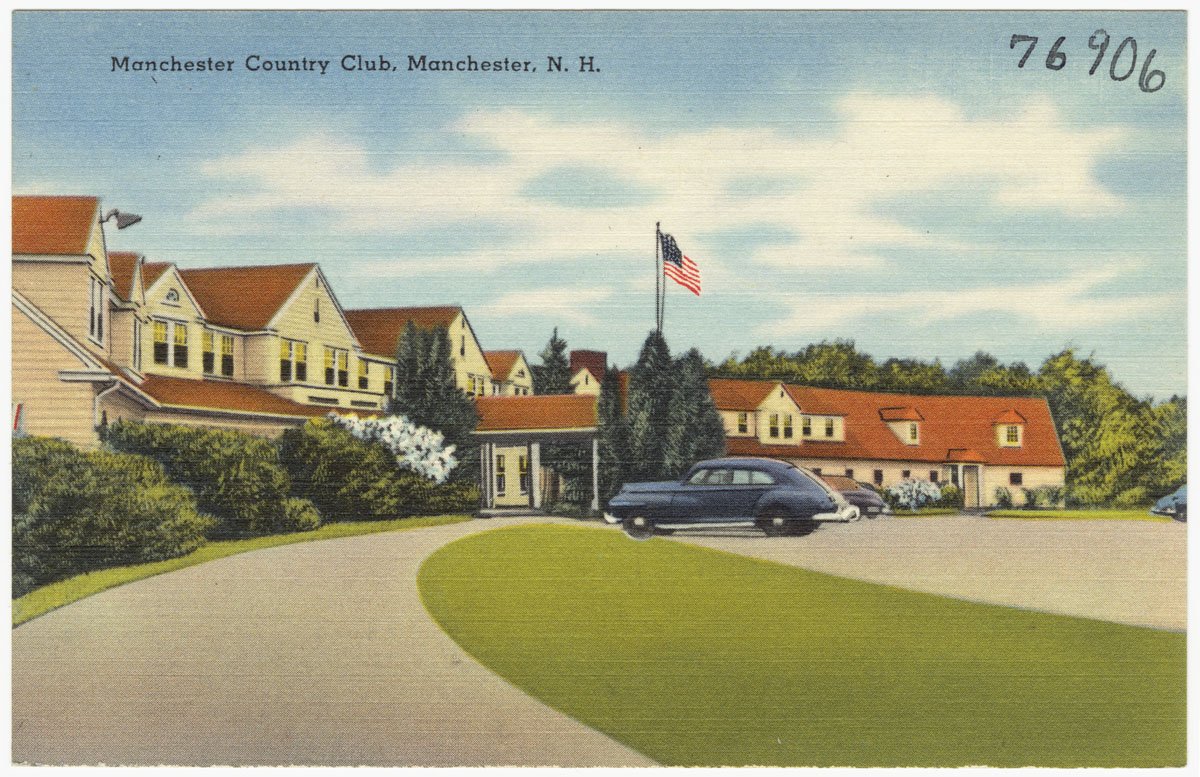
[936,484,963,509]
[1039,485,1065,508]
[278,418,477,521]
[994,487,1013,508]
[1021,487,1043,508]
[106,421,308,538]
[12,437,213,597]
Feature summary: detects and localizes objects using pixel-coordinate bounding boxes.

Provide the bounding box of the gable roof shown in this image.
[474,394,598,431]
[344,306,463,358]
[720,379,1065,468]
[141,261,172,291]
[176,263,316,331]
[879,406,923,422]
[569,350,608,384]
[107,252,141,301]
[993,409,1027,424]
[484,350,523,382]
[708,378,781,411]
[12,196,99,255]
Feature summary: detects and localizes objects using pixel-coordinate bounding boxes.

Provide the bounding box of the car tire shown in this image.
[756,511,790,538]
[1175,508,1187,523]
[622,514,655,540]
[788,518,818,537]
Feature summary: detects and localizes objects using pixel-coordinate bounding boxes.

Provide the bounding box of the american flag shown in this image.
[661,232,701,296]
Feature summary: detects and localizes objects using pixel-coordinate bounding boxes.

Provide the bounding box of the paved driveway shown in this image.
[12,517,653,767]
[668,514,1186,631]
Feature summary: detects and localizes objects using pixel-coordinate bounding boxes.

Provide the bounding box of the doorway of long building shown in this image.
[962,465,981,509]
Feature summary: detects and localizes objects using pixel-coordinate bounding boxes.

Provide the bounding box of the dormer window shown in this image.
[165,288,180,304]
[1006,425,1019,444]
[994,411,1026,447]
[908,422,918,442]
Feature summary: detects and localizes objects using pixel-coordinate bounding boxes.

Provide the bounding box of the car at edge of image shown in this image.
[1150,485,1186,522]
[604,457,858,539]
[820,475,893,519]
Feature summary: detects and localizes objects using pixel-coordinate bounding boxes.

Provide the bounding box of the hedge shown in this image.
[106,421,320,537]
[13,437,214,597]
[278,418,478,521]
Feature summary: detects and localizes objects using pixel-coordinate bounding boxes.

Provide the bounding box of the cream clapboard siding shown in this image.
[448,311,493,396]
[886,420,920,445]
[141,268,211,380]
[109,308,141,373]
[497,354,534,395]
[12,305,103,448]
[569,369,601,396]
[490,444,534,507]
[721,409,758,437]
[12,262,96,356]
[98,390,148,427]
[982,466,1065,506]
[787,457,950,488]
[262,271,384,410]
[755,387,803,445]
[801,415,846,443]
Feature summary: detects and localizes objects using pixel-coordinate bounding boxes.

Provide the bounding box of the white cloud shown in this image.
[477,287,615,326]
[755,268,1173,338]
[191,94,1126,276]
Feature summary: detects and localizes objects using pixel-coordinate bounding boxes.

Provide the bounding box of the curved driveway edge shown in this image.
[12,517,654,767]
[670,515,1186,632]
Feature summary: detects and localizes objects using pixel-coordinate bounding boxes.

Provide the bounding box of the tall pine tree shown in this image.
[625,331,675,482]
[388,321,479,482]
[596,364,632,502]
[662,348,726,478]
[532,328,572,395]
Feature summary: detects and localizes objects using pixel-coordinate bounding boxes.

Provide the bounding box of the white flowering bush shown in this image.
[327,413,458,484]
[887,478,945,512]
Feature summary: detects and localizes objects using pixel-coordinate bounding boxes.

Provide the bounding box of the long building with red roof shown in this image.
[707,377,1064,508]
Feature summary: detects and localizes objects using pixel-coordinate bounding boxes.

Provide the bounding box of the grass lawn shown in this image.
[418,524,1185,767]
[14,514,471,627]
[988,509,1169,522]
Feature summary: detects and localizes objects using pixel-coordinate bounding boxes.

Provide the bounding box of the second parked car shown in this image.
[821,475,892,519]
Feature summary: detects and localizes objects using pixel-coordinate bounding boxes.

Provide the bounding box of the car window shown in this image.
[709,469,734,485]
[731,469,752,485]
[749,470,776,485]
[686,468,711,484]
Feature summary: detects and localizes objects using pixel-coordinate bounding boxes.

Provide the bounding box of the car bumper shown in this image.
[814,504,859,523]
[602,512,620,524]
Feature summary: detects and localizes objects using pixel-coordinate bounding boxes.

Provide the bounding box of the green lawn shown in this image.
[988,509,1169,522]
[891,507,960,517]
[14,514,471,627]
[418,524,1184,767]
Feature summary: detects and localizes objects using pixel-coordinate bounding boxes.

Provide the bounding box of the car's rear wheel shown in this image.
[789,518,818,536]
[1175,507,1187,523]
[622,514,655,540]
[756,511,790,538]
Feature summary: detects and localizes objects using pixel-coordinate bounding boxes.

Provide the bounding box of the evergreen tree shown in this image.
[625,331,674,482]
[532,328,572,394]
[596,364,632,503]
[662,348,726,478]
[389,322,479,482]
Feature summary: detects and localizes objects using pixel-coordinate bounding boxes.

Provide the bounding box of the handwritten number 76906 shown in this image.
[1009,31,1165,93]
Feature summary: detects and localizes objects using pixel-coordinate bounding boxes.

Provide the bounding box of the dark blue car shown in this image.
[1150,485,1186,522]
[604,457,856,539]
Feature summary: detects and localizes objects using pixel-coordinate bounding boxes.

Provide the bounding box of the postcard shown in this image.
[10,9,1186,767]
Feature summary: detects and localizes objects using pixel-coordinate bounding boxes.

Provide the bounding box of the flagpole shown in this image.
[657,223,667,335]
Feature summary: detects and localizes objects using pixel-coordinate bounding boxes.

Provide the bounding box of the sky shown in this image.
[12,10,1187,400]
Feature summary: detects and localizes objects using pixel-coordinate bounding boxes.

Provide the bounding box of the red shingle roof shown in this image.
[12,196,99,255]
[720,379,1064,468]
[993,409,1027,424]
[344,306,462,357]
[879,406,923,422]
[570,350,608,384]
[484,350,522,382]
[474,394,597,431]
[108,252,140,301]
[708,378,779,411]
[141,261,172,291]
[177,263,316,331]
[139,374,329,418]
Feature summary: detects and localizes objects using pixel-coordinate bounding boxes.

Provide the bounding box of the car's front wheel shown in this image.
[756,511,790,538]
[788,518,818,536]
[622,514,656,540]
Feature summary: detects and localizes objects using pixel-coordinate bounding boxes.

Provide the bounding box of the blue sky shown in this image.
[12,11,1186,399]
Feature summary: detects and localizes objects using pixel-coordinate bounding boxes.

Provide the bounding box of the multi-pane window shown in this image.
[173,324,188,368]
[88,277,104,342]
[769,413,779,438]
[153,321,169,364]
[930,470,939,483]
[202,330,215,374]
[295,343,307,382]
[325,348,335,385]
[783,415,793,439]
[802,417,811,437]
[280,340,293,382]
[358,359,369,390]
[519,455,530,495]
[496,455,506,495]
[874,469,884,485]
[737,412,748,434]
[338,351,348,387]
[475,376,485,395]
[383,365,393,396]
[1010,472,1023,486]
[1006,425,1020,444]
[908,422,918,442]
[826,418,835,438]
[220,335,234,377]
